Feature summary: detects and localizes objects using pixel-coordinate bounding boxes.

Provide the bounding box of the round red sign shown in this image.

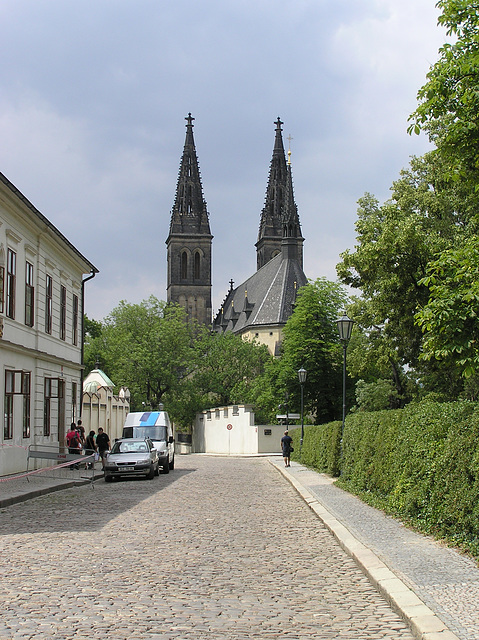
[226,423,233,430]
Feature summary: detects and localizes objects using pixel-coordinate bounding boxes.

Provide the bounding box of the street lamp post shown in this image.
[336,312,354,445]
[298,367,307,456]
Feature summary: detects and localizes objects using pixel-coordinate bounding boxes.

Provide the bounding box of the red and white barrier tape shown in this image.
[0,454,95,483]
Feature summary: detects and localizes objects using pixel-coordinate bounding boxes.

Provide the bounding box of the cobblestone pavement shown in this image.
[0,455,415,640]
[283,464,479,640]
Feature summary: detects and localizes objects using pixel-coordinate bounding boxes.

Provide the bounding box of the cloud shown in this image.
[0,0,448,320]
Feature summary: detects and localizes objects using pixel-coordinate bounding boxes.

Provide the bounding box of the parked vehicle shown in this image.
[104,438,159,482]
[122,409,174,474]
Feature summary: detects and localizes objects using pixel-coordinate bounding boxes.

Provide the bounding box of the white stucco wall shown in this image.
[193,404,299,455]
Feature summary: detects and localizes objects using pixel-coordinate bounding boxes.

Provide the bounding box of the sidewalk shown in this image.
[270,458,479,640]
[0,465,102,508]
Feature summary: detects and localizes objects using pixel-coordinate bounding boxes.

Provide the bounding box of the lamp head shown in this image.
[336,312,354,342]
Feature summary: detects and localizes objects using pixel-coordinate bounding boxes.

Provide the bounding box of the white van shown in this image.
[122,409,174,473]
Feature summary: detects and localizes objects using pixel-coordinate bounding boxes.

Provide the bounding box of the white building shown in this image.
[82,368,130,442]
[0,172,98,476]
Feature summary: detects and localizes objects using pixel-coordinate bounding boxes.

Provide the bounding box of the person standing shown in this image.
[84,430,97,469]
[96,427,110,468]
[77,419,85,445]
[67,426,82,469]
[66,422,77,449]
[281,430,293,468]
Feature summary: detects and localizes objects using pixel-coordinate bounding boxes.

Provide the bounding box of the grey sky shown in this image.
[0,1,447,320]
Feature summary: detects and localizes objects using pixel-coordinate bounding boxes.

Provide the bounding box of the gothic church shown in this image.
[166,114,307,355]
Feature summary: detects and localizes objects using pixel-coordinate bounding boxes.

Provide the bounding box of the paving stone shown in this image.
[0,456,417,639]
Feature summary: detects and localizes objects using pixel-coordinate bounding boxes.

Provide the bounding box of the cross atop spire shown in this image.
[186,113,195,128]
[275,117,283,131]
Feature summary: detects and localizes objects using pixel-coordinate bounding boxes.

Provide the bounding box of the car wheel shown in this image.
[154,462,159,476]
[169,455,175,470]
[104,474,113,483]
[147,464,155,480]
[162,459,170,474]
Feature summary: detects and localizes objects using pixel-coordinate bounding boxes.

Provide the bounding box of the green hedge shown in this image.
[291,401,479,556]
[290,421,342,476]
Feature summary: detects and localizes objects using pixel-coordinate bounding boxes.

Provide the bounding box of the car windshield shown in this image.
[111,441,150,455]
[122,426,167,441]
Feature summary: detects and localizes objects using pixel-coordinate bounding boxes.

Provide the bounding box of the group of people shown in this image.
[66,421,110,469]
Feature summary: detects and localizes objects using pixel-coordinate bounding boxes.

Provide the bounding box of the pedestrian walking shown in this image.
[84,430,97,469]
[96,427,110,468]
[281,430,293,467]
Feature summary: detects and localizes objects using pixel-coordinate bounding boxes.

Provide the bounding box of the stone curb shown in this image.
[0,473,103,509]
[270,460,460,640]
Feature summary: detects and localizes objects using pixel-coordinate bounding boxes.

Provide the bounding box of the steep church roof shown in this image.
[168,113,211,238]
[214,250,307,334]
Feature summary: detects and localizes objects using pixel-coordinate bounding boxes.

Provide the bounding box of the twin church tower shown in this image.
[166,114,307,354]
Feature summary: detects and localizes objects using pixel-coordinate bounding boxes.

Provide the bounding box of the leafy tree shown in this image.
[353,379,399,412]
[409,0,479,193]
[191,331,272,407]
[406,1,479,381]
[416,236,479,378]
[100,297,201,410]
[276,278,349,424]
[337,152,477,398]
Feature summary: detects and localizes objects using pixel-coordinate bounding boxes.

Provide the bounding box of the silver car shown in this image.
[104,438,159,482]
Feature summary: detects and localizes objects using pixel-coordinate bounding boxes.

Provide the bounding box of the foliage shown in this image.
[83,315,105,372]
[96,297,202,411]
[353,379,399,412]
[416,236,479,377]
[293,400,479,556]
[290,421,341,476]
[190,331,272,408]
[338,401,479,557]
[337,151,478,397]
[409,0,479,193]
[277,278,349,424]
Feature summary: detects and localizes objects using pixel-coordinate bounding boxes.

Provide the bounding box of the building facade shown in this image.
[0,172,97,475]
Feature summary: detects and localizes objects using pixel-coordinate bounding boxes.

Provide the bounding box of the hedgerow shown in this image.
[290,400,479,557]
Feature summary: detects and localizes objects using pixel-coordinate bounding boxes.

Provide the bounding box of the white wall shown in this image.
[193,404,299,455]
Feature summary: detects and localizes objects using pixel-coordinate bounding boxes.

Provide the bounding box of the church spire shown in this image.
[256,117,288,270]
[281,154,304,266]
[166,114,213,326]
[169,113,211,236]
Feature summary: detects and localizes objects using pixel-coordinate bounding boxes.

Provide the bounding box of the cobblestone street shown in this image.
[0,456,415,639]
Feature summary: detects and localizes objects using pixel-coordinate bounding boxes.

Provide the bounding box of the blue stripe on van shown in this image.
[139,412,160,426]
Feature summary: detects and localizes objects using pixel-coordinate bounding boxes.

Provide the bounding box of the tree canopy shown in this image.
[277,278,349,424]
[409,0,479,191]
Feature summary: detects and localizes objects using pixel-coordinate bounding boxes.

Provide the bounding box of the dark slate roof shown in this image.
[213,249,307,334]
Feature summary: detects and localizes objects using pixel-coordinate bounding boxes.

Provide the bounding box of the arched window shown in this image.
[181,252,188,280]
[194,252,201,280]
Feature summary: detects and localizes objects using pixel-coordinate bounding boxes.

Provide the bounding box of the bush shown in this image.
[292,400,479,557]
[290,421,341,476]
